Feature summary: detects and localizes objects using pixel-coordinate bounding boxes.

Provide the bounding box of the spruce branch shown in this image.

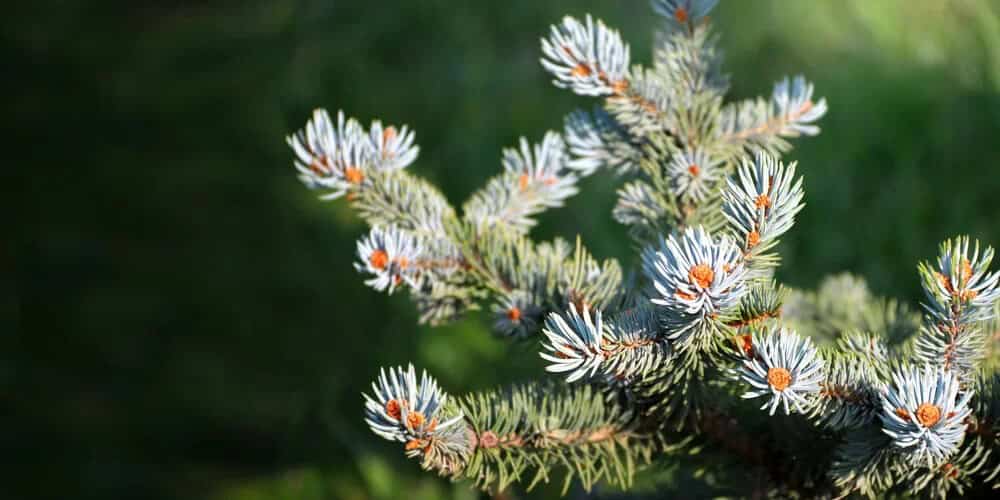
[447,220,622,339]
[718,76,828,154]
[352,169,456,237]
[363,364,471,475]
[540,15,631,97]
[721,151,805,278]
[903,437,993,498]
[540,304,671,384]
[830,426,907,498]
[813,353,883,431]
[463,132,581,234]
[280,0,1000,497]
[287,108,624,332]
[613,180,669,238]
[364,369,659,494]
[650,11,728,102]
[916,236,1000,381]
[651,1,719,33]
[727,279,786,329]
[838,331,890,368]
[736,326,825,416]
[643,225,747,346]
[563,107,641,176]
[880,366,973,467]
[288,109,418,200]
[459,383,655,494]
[604,65,677,138]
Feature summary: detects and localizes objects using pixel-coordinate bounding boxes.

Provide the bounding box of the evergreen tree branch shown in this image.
[280,1,1000,497]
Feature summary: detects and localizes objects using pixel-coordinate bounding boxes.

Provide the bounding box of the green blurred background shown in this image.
[7,0,1000,498]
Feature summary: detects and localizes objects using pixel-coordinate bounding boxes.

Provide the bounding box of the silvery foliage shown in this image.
[770,76,828,135]
[916,236,1000,380]
[353,169,455,238]
[600,306,672,385]
[540,303,608,383]
[667,148,722,202]
[492,290,544,339]
[651,0,719,31]
[651,7,729,100]
[731,279,786,327]
[812,354,882,430]
[738,327,824,415]
[563,108,640,176]
[643,226,747,343]
[283,0,1000,496]
[722,151,804,254]
[540,15,630,96]
[289,109,418,200]
[901,435,994,498]
[613,181,665,227]
[464,132,580,234]
[717,75,828,153]
[363,364,464,444]
[921,236,1000,322]
[838,331,890,365]
[368,119,420,172]
[604,65,674,136]
[355,225,422,294]
[504,133,572,188]
[879,366,972,466]
[540,304,670,384]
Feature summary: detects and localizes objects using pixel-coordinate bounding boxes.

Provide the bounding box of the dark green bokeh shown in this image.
[7,1,1000,498]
